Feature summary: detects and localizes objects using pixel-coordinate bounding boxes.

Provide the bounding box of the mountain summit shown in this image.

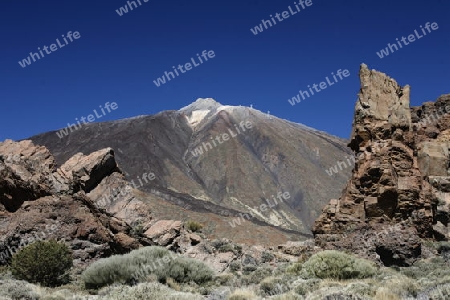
[29,100,352,244]
[180,98,223,112]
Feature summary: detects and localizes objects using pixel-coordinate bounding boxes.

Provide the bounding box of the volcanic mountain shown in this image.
[29,99,352,244]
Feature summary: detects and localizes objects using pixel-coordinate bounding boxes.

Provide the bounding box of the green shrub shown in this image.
[211,239,237,252]
[261,251,274,263]
[211,239,240,253]
[159,256,214,284]
[259,277,285,296]
[82,246,173,288]
[11,240,72,287]
[185,221,203,232]
[214,273,235,286]
[201,243,214,254]
[242,264,257,274]
[301,250,377,280]
[286,262,303,275]
[82,246,214,289]
[129,222,144,238]
[247,266,272,284]
[229,261,241,272]
[234,244,243,254]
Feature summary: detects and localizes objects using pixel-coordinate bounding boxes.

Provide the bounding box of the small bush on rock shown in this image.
[11,240,73,287]
[185,221,203,232]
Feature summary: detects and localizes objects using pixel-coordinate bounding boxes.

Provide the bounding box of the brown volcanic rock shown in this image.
[143,220,182,246]
[0,140,140,266]
[314,64,450,266]
[59,148,120,193]
[0,140,55,211]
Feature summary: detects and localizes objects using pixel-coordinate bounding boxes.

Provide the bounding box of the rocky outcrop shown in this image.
[57,147,120,193]
[0,140,140,267]
[314,64,450,266]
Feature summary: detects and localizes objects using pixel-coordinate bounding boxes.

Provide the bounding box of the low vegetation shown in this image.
[211,239,242,254]
[2,244,450,299]
[81,246,214,289]
[301,250,377,280]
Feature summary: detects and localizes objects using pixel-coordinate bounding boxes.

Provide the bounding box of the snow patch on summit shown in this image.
[186,109,210,128]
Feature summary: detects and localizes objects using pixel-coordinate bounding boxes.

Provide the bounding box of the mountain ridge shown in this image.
[28,99,353,243]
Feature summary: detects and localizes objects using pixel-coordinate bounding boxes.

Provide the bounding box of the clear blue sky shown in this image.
[1,0,449,141]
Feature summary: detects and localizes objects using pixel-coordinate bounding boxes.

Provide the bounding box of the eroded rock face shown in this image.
[314,64,450,266]
[0,140,55,211]
[0,140,139,267]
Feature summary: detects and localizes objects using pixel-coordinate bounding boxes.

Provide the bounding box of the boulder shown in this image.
[58,148,120,193]
[144,220,182,246]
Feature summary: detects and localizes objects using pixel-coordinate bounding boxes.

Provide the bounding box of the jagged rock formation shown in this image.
[0,140,309,273]
[0,141,222,268]
[314,64,450,267]
[29,99,353,243]
[0,140,143,267]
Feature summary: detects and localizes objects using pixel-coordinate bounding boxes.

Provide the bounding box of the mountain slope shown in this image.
[29,99,352,240]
